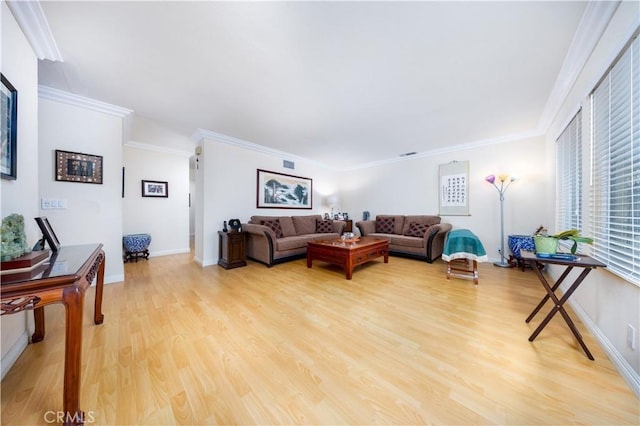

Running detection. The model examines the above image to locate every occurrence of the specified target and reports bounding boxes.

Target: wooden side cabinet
[218,231,247,269]
[344,220,353,233]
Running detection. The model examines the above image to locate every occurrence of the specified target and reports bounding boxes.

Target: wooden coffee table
[306,237,389,279]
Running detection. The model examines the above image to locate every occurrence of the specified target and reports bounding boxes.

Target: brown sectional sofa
[243,214,346,266]
[355,215,451,263]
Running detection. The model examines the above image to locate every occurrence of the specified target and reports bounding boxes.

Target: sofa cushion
[377,215,406,234]
[261,219,284,239]
[251,215,296,237]
[276,235,311,251]
[405,222,430,238]
[316,219,333,233]
[292,215,323,235]
[401,215,441,236]
[375,217,396,234]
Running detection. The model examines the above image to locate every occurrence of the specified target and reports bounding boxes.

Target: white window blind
[590,32,640,285]
[556,111,582,234]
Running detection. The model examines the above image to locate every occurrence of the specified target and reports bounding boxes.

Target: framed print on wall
[1,73,17,180]
[55,150,103,184]
[35,217,61,252]
[439,160,470,216]
[141,180,168,198]
[257,169,312,209]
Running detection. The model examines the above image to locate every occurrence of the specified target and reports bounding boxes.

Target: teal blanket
[442,229,488,262]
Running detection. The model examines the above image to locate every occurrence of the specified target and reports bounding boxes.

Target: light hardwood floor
[1,253,638,425]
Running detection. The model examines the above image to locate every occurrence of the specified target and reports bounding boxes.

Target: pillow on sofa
[375,217,395,234]
[261,219,284,238]
[405,222,430,238]
[316,219,333,233]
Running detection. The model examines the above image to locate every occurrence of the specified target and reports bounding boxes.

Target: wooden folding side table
[521,251,606,360]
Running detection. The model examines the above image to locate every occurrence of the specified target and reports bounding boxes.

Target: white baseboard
[105,274,124,284]
[1,331,28,380]
[562,286,640,398]
[149,248,190,258]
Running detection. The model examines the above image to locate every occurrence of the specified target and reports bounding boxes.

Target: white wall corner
[191,128,326,168]
[537,0,620,134]
[6,0,63,61]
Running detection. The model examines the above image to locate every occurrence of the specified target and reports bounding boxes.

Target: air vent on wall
[283,160,295,169]
[399,152,417,157]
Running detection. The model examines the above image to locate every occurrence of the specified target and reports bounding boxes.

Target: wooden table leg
[32,306,45,343]
[526,264,573,323]
[62,285,85,426]
[93,255,105,324]
[473,260,478,285]
[528,267,595,360]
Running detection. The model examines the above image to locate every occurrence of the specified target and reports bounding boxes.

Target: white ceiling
[36,1,590,169]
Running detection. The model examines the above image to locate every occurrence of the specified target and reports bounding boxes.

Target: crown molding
[192,128,325,167]
[125,141,193,158]
[39,85,133,118]
[343,129,544,171]
[537,0,620,134]
[6,0,63,61]
[193,127,544,172]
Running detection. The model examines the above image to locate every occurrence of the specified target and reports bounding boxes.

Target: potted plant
[534,229,593,254]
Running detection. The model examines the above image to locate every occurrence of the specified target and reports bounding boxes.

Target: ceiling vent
[399,152,417,157]
[283,160,295,169]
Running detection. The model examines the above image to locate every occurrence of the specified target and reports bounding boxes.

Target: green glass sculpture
[1,214,31,261]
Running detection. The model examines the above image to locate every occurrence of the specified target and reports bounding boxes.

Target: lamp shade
[485,175,495,184]
[326,194,340,207]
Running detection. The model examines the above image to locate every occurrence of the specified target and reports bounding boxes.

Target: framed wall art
[141,180,168,198]
[55,150,103,184]
[35,216,61,252]
[257,169,312,209]
[1,73,17,180]
[439,160,470,216]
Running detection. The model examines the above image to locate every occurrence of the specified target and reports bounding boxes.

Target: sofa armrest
[243,223,277,240]
[425,223,452,263]
[332,220,347,234]
[355,220,376,236]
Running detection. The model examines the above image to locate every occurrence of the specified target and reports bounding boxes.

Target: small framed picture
[35,217,61,252]
[141,180,168,198]
[1,73,18,180]
[55,150,103,184]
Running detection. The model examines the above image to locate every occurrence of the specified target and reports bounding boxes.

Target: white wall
[544,1,639,394]
[340,135,550,262]
[194,135,338,266]
[123,144,190,256]
[38,96,126,284]
[0,1,40,379]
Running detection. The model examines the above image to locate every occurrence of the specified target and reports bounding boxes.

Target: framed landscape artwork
[142,180,168,198]
[55,150,103,184]
[1,73,17,180]
[257,169,312,209]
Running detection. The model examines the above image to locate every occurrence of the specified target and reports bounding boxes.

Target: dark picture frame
[55,150,103,184]
[142,180,168,198]
[257,169,312,209]
[35,217,61,252]
[1,73,17,180]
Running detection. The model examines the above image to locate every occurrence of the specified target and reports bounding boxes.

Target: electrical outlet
[627,324,636,350]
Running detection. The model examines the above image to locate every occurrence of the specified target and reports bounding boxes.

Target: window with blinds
[590,32,639,285]
[556,111,582,234]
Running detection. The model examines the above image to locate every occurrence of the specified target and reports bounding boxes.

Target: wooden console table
[1,244,105,425]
